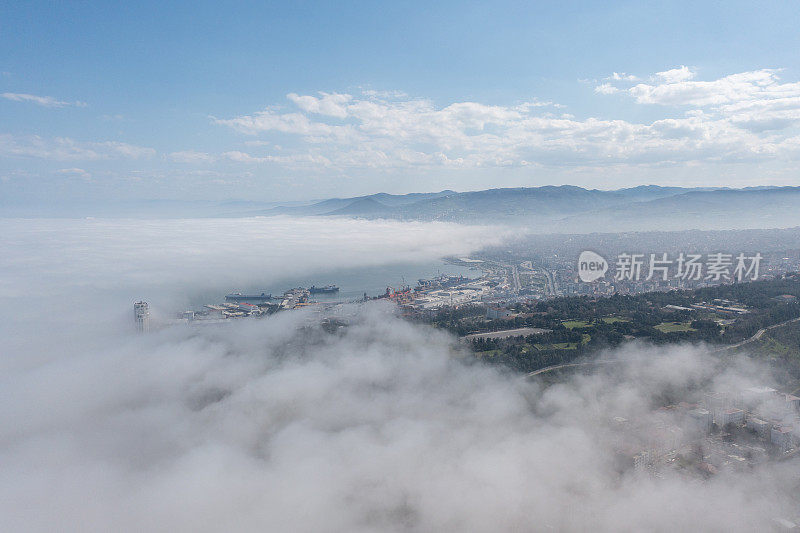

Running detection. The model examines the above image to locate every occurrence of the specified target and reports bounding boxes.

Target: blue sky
[2,0,800,204]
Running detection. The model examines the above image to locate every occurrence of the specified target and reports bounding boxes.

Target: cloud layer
[210,67,800,172]
[0,216,505,367]
[0,216,798,531]
[0,216,504,299]
[2,307,798,531]
[4,66,800,198]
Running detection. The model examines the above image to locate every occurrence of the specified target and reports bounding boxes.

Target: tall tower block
[134,301,150,332]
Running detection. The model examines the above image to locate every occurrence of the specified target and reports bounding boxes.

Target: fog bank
[1,217,798,532]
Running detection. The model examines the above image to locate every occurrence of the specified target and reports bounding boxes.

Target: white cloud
[5,69,800,191]
[610,72,639,81]
[359,88,409,99]
[223,150,267,163]
[212,78,800,173]
[591,67,800,157]
[56,168,91,179]
[169,150,216,163]
[14,68,786,180]
[103,141,156,159]
[0,135,156,161]
[653,65,695,83]
[222,150,332,166]
[612,68,800,110]
[1,92,87,108]
[287,92,352,118]
[513,99,563,111]
[594,83,619,95]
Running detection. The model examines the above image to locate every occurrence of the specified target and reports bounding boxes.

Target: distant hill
[259,190,456,217]
[326,197,395,217]
[255,184,799,232]
[557,187,800,232]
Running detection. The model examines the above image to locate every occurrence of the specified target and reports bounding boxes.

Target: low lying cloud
[1,306,798,531]
[0,216,504,300]
[0,215,505,370]
[0,217,798,531]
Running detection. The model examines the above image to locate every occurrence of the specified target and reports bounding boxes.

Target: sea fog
[1,216,799,532]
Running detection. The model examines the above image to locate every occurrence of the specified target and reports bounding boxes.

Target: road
[511,265,521,293]
[542,268,555,297]
[527,359,620,378]
[715,316,800,352]
[464,327,551,340]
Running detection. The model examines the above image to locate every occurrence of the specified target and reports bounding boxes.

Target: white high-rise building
[134,301,150,332]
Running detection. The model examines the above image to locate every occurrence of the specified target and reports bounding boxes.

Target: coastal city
[128,229,800,484]
[132,231,800,328]
[132,267,800,480]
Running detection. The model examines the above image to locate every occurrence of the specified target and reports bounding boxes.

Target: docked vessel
[225,292,272,303]
[309,285,339,294]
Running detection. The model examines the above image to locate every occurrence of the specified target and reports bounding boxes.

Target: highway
[511,265,521,293]
[542,268,555,297]
[465,327,551,340]
[715,316,800,352]
[527,359,620,378]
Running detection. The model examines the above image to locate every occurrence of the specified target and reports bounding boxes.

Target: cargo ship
[309,285,339,294]
[225,292,272,303]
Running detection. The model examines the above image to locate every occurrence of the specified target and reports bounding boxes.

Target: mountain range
[254,185,800,232]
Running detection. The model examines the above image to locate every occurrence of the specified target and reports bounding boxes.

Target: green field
[655,321,695,333]
[563,317,627,329]
[562,320,591,329]
[535,342,579,350]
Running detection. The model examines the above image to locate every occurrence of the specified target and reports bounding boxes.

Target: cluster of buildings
[129,245,795,332]
[350,273,497,315]
[133,285,338,331]
[396,267,539,315]
[687,299,750,315]
[407,281,490,310]
[197,287,322,319]
[201,301,269,319]
[132,247,797,332]
[400,254,794,325]
[467,246,800,303]
[614,416,685,476]
[616,386,800,477]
